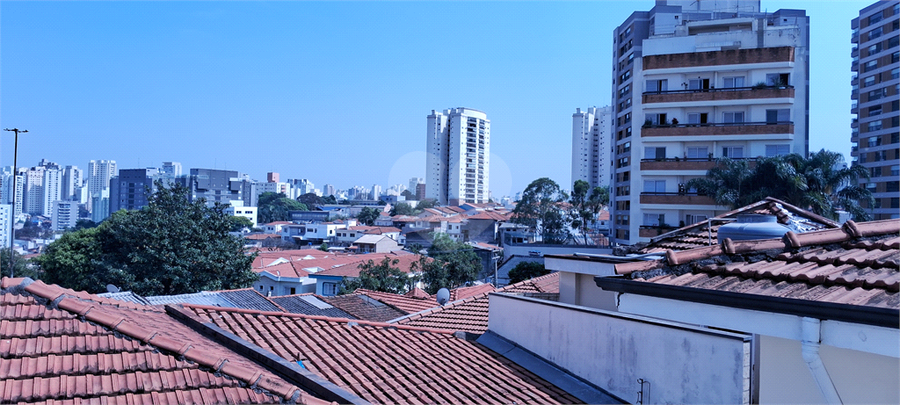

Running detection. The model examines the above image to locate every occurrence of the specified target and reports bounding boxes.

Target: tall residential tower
[426,107,491,206]
[572,106,613,189]
[851,1,899,219]
[610,0,809,245]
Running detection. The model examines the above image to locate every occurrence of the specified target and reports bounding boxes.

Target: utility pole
[3,128,27,277]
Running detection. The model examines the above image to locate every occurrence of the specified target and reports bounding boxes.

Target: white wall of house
[488,294,751,404]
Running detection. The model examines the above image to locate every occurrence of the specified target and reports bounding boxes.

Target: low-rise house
[351,234,401,253]
[260,220,293,234]
[280,221,347,244]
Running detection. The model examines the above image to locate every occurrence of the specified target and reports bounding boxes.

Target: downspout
[800,317,842,404]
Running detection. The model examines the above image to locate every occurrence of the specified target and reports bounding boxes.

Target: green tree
[73,219,98,231]
[227,216,254,232]
[318,242,329,252]
[401,190,415,200]
[421,233,480,294]
[357,207,380,225]
[340,257,408,294]
[417,199,438,210]
[297,192,324,208]
[507,261,549,284]
[257,192,307,224]
[511,178,569,243]
[322,195,338,204]
[37,181,258,295]
[688,150,873,221]
[1,248,39,279]
[390,202,416,216]
[569,181,609,245]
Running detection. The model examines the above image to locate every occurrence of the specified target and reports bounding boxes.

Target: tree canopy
[37,181,258,295]
[687,150,873,221]
[420,233,481,294]
[258,192,307,224]
[507,261,549,284]
[569,181,609,245]
[340,257,408,294]
[511,178,570,243]
[357,207,380,225]
[297,192,324,208]
[389,202,416,216]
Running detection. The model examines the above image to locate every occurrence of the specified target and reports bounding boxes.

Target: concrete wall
[558,272,617,311]
[503,244,612,258]
[489,294,751,404]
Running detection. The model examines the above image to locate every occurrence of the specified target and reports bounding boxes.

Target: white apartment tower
[87,160,117,212]
[23,167,45,215]
[610,0,809,245]
[572,106,613,189]
[162,161,182,178]
[41,168,62,217]
[61,165,82,201]
[51,201,79,231]
[851,1,899,220]
[426,107,491,206]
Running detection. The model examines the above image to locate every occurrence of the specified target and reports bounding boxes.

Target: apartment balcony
[641,122,794,137]
[642,46,794,70]
[642,86,793,104]
[640,158,718,171]
[639,225,678,238]
[640,192,717,206]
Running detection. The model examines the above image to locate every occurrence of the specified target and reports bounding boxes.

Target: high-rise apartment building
[51,201,79,231]
[408,178,424,193]
[0,205,11,249]
[426,107,490,206]
[162,162,182,178]
[182,168,243,206]
[110,168,163,213]
[87,160,117,212]
[851,1,899,220]
[23,167,45,216]
[61,165,82,201]
[41,168,62,217]
[610,0,809,245]
[572,106,613,189]
[324,184,335,197]
[371,184,382,201]
[1,167,24,218]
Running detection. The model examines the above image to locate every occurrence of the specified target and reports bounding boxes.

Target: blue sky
[0,1,868,199]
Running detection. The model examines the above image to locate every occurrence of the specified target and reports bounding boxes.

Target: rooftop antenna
[436,288,450,306]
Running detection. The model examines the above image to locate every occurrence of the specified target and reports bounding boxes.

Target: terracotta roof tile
[185,306,583,405]
[0,278,327,405]
[628,219,900,310]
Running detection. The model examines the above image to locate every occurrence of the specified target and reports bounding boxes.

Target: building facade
[426,107,491,206]
[610,0,809,245]
[161,161,182,178]
[61,165,82,201]
[851,1,899,220]
[183,168,243,206]
[572,106,613,189]
[87,160,117,213]
[51,200,79,231]
[109,168,163,213]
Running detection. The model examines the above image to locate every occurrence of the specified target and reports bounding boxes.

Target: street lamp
[3,128,27,277]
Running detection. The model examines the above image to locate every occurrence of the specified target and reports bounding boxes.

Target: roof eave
[594,276,899,329]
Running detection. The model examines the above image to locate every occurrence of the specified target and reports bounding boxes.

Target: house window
[688,78,710,90]
[869,13,882,25]
[643,213,665,227]
[868,43,882,55]
[723,112,744,124]
[868,121,883,132]
[648,113,668,125]
[687,113,709,124]
[868,26,883,40]
[645,147,666,160]
[643,180,666,194]
[687,146,709,159]
[766,109,790,123]
[869,106,883,116]
[646,79,668,93]
[722,146,744,158]
[892,165,900,176]
[685,214,708,225]
[864,76,876,87]
[765,144,790,156]
[322,282,339,296]
[865,60,878,72]
[723,76,745,88]
[765,73,789,86]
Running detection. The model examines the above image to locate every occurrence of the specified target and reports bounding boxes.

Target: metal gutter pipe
[801,317,843,404]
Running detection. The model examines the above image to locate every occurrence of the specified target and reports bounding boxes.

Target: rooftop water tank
[717,214,790,244]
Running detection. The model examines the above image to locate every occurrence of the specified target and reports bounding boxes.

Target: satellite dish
[106,284,120,293]
[436,288,450,306]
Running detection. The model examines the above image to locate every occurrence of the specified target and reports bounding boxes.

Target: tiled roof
[319,293,408,322]
[269,294,356,319]
[0,278,329,405]
[613,219,900,312]
[394,273,561,334]
[243,233,280,240]
[448,283,496,301]
[257,261,311,279]
[639,198,839,254]
[96,290,152,305]
[352,289,439,314]
[313,251,420,278]
[216,288,285,312]
[145,291,233,307]
[186,306,584,405]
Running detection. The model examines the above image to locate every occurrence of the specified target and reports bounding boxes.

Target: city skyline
[0,1,869,197]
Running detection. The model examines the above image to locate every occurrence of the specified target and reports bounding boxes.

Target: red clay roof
[618,219,900,310]
[318,293,408,322]
[313,251,420,278]
[352,289,440,314]
[185,305,583,405]
[0,278,328,405]
[394,273,561,334]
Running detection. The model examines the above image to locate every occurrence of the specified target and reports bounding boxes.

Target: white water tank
[717,214,790,243]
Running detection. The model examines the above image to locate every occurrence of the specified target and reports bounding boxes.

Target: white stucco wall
[489,294,751,404]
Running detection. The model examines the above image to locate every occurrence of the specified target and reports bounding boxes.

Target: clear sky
[0,0,870,199]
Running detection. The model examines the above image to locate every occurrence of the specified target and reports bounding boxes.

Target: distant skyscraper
[267,172,280,183]
[110,168,162,212]
[851,1,899,220]
[426,107,491,205]
[324,184,335,197]
[51,201,79,231]
[572,106,613,189]
[183,168,242,206]
[23,167,45,215]
[371,184,382,201]
[409,177,424,193]
[0,205,10,249]
[87,160,117,212]
[162,162,182,178]
[91,189,110,223]
[61,165,82,201]
[41,168,63,217]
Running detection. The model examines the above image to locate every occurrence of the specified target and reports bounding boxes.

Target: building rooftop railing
[642,85,793,96]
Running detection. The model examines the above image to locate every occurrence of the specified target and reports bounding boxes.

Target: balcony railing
[640,157,757,171]
[641,122,794,137]
[642,86,794,104]
[639,192,717,205]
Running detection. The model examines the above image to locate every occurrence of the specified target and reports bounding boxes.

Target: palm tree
[687,150,872,221]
